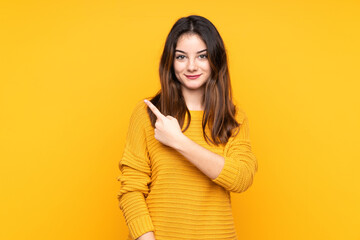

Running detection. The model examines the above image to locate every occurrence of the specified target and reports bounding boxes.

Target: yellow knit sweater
[117,99,258,240]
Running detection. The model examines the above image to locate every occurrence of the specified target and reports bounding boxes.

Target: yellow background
[1,0,359,239]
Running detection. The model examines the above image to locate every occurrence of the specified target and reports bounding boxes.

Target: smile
[185,74,202,79]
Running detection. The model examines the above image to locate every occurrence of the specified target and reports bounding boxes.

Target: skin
[136,231,155,240]
[173,33,211,110]
[138,33,226,240]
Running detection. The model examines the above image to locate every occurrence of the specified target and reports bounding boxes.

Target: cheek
[200,62,211,73]
[173,62,185,73]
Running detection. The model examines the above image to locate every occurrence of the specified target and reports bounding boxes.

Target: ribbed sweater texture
[117,100,258,240]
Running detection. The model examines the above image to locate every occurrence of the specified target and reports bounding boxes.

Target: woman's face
[173,33,211,94]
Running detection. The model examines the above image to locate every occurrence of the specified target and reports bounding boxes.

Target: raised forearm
[143,99,225,180]
[173,134,225,180]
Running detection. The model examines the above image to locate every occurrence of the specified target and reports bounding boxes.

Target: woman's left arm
[175,115,258,193]
[144,99,258,193]
[173,134,225,180]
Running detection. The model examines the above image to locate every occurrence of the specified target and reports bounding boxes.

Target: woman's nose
[187,58,197,71]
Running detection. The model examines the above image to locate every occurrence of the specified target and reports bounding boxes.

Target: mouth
[185,74,202,79]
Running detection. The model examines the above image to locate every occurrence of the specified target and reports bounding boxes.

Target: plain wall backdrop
[1,0,359,239]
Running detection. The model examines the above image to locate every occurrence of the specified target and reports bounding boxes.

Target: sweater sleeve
[211,111,258,193]
[117,101,155,239]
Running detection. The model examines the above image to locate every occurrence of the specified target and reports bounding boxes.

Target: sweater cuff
[212,156,238,189]
[128,214,155,240]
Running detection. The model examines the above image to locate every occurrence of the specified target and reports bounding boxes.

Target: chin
[186,84,206,90]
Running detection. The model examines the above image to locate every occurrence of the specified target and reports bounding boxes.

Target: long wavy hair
[146,15,240,146]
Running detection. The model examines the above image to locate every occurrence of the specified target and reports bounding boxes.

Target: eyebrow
[175,49,207,54]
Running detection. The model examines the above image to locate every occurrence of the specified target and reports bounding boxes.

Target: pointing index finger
[144,99,165,119]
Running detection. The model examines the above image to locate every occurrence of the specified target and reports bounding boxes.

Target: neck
[181,86,205,111]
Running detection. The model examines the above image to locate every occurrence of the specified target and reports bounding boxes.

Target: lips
[185,74,202,79]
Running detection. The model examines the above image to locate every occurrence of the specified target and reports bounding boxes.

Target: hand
[136,231,156,240]
[144,99,184,149]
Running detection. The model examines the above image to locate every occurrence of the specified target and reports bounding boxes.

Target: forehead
[175,33,207,52]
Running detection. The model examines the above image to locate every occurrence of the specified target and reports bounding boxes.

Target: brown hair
[146,15,240,146]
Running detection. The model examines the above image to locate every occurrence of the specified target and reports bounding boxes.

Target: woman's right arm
[136,231,156,240]
[117,100,155,240]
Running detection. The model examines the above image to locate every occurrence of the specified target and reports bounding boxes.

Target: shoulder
[132,98,149,115]
[234,105,247,125]
[128,98,151,126]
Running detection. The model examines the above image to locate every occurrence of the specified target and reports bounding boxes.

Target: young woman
[117,15,258,240]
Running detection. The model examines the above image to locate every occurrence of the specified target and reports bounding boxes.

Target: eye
[175,55,186,60]
[199,54,208,59]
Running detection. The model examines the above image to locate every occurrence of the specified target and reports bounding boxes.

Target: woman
[117,15,258,240]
